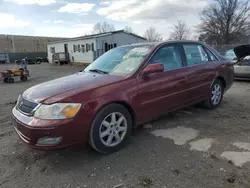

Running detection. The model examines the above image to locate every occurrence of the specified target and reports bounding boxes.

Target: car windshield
[84,45,153,76]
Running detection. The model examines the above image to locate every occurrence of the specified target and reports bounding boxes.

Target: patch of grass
[227,175,236,183]
[139,177,153,187]
[210,152,218,159]
[228,160,234,165]
[172,169,180,175]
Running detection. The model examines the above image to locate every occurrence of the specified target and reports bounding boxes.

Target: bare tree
[199,0,250,44]
[144,27,163,42]
[124,26,133,33]
[169,20,190,40]
[92,21,115,34]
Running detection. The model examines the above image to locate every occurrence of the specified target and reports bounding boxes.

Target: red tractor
[1,67,28,83]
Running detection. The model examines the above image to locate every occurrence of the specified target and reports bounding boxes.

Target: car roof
[118,40,225,60]
[120,40,205,47]
[118,40,209,50]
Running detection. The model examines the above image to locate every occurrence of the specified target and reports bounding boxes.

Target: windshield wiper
[88,69,109,74]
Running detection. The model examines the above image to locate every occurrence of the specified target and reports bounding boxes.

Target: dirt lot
[0,64,250,188]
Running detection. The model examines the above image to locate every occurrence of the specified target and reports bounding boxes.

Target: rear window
[183,44,209,65]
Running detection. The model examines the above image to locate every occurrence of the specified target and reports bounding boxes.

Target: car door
[135,43,190,123]
[182,43,217,103]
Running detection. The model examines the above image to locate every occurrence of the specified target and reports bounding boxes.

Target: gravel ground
[0,64,250,188]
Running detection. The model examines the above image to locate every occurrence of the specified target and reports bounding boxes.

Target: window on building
[110,44,113,49]
[81,45,85,53]
[108,44,111,50]
[114,43,117,48]
[73,45,77,53]
[78,44,80,52]
[105,43,108,52]
[91,43,94,51]
[86,44,89,52]
[50,47,55,53]
[183,44,209,66]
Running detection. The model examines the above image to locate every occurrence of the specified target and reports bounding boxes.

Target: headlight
[34,103,82,120]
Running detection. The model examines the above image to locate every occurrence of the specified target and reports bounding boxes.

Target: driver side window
[150,44,183,71]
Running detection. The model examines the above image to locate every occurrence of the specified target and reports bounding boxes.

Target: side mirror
[141,63,164,76]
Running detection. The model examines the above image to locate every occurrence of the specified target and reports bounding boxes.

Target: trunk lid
[233,44,250,62]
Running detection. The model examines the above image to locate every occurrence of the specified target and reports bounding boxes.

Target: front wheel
[89,104,132,154]
[3,77,8,83]
[20,76,27,82]
[203,79,224,109]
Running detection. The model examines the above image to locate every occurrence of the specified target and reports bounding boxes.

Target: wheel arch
[96,100,137,127]
[216,76,226,89]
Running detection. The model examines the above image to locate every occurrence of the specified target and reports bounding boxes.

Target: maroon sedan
[12,41,234,153]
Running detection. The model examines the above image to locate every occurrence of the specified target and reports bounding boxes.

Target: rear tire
[89,104,132,154]
[20,76,27,82]
[203,79,224,109]
[8,77,14,83]
[3,77,8,83]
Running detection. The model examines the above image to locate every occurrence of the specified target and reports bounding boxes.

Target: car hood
[234,44,250,60]
[23,72,124,103]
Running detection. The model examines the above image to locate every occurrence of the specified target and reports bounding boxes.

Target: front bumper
[12,107,89,150]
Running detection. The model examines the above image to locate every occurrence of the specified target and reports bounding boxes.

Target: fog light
[36,137,62,146]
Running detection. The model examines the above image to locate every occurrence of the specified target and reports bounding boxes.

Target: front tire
[3,77,8,83]
[20,76,27,82]
[203,79,224,109]
[89,104,132,154]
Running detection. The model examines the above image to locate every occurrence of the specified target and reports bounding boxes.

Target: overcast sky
[0,0,209,39]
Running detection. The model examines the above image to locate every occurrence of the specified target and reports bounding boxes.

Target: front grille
[16,95,38,115]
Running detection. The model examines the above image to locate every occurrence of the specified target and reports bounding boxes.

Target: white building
[46,30,147,64]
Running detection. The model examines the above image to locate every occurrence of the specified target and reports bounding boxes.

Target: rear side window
[183,44,209,66]
[150,44,183,71]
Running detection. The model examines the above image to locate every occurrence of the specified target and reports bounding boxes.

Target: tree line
[91,0,249,45]
[91,21,187,42]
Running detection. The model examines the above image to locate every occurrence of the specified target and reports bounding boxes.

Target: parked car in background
[12,41,234,154]
[52,52,70,65]
[36,57,49,64]
[14,60,22,65]
[233,45,250,80]
[225,49,237,61]
[225,46,250,80]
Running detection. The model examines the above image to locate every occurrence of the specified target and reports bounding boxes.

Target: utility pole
[6,35,10,52]
[11,35,15,53]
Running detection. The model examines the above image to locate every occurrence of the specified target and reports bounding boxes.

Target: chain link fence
[211,44,248,55]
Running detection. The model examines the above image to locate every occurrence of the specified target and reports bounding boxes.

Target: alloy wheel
[211,84,222,105]
[99,112,128,147]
